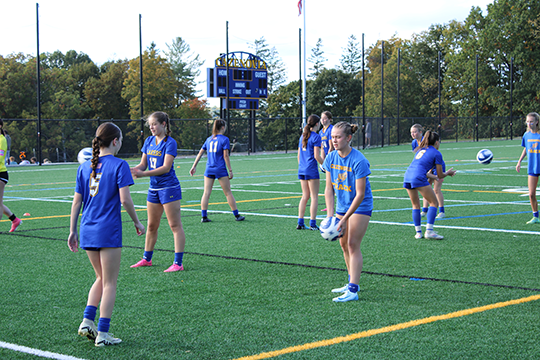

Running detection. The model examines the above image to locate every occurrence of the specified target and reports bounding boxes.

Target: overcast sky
[1,0,494,104]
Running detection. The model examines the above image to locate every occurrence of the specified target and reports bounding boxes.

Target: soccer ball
[77,147,93,164]
[320,217,341,241]
[476,149,493,164]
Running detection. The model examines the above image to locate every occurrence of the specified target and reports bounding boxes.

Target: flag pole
[302,0,307,128]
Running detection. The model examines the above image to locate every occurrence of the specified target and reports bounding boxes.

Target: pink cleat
[9,218,22,232]
[130,259,152,268]
[164,264,184,272]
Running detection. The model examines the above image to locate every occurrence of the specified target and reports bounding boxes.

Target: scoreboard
[207,52,268,109]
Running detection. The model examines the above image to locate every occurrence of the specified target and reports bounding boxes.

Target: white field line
[0,341,86,360]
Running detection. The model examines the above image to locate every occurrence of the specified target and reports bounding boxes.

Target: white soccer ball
[476,149,493,164]
[320,217,341,241]
[77,147,93,164]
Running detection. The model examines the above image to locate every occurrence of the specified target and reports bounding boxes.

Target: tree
[173,98,211,151]
[308,38,326,79]
[165,37,204,102]
[0,53,36,118]
[307,68,362,116]
[339,35,362,75]
[248,37,287,94]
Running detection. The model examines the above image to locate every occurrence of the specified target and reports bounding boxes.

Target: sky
[1,0,494,106]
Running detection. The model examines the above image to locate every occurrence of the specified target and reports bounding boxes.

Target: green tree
[248,37,287,94]
[0,53,36,118]
[307,68,361,116]
[173,98,211,151]
[85,60,130,119]
[165,37,204,102]
[339,35,362,75]
[308,38,326,79]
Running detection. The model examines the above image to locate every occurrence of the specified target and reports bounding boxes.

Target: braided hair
[91,122,121,179]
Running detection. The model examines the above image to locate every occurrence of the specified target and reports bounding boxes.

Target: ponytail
[90,122,122,179]
[418,130,439,149]
[302,114,320,149]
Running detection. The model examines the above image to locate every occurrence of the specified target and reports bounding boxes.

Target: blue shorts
[205,171,229,179]
[298,174,320,180]
[147,186,182,204]
[403,181,429,189]
[337,210,372,217]
[528,173,539,177]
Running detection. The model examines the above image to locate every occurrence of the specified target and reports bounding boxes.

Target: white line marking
[0,341,86,360]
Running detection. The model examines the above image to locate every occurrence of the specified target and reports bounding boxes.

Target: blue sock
[422,207,428,213]
[439,206,445,213]
[298,218,305,226]
[143,251,153,261]
[310,219,317,227]
[412,209,421,227]
[174,252,184,266]
[233,209,239,217]
[202,210,208,218]
[534,211,539,218]
[348,283,359,293]
[83,305,97,322]
[97,318,111,333]
[427,206,437,226]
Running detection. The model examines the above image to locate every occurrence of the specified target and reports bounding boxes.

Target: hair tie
[96,136,102,141]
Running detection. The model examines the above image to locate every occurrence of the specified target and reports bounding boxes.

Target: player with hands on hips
[323,122,373,303]
[68,122,145,347]
[130,111,187,272]
[189,119,245,222]
[516,112,540,224]
[403,130,456,240]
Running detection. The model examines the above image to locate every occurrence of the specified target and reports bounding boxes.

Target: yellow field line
[232,294,540,360]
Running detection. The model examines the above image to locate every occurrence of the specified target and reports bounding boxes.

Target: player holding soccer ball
[130,112,187,272]
[322,122,373,302]
[68,123,145,346]
[404,130,456,240]
[516,112,540,224]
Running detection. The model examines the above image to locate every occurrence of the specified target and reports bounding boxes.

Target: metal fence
[2,115,525,164]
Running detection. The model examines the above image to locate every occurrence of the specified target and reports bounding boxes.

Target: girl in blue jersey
[404,130,456,240]
[410,123,423,152]
[516,112,540,224]
[319,111,334,160]
[323,122,373,303]
[68,122,145,347]
[130,111,187,272]
[189,119,245,222]
[0,119,21,232]
[297,114,323,230]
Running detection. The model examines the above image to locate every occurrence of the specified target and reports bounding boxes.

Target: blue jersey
[320,124,333,156]
[75,155,133,248]
[522,131,540,175]
[323,148,373,214]
[141,136,180,190]
[411,139,419,151]
[202,134,229,177]
[404,146,444,188]
[298,132,322,177]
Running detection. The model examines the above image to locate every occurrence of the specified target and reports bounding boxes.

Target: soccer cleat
[78,319,97,341]
[130,259,152,268]
[420,212,427,217]
[310,224,320,231]
[164,264,184,272]
[235,215,245,221]
[331,284,349,293]
[436,212,446,219]
[9,218,22,232]
[296,224,307,230]
[425,230,444,240]
[95,332,122,347]
[526,217,539,224]
[201,217,212,223]
[415,232,423,239]
[333,290,359,302]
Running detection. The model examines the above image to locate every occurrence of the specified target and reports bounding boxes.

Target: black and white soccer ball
[77,147,93,164]
[476,149,493,164]
[320,217,341,241]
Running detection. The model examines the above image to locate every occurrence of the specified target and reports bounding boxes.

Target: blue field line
[402,211,531,224]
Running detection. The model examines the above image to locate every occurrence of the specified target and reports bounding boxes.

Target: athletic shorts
[205,171,229,179]
[298,174,320,180]
[337,210,372,217]
[528,173,539,177]
[147,186,182,204]
[403,180,429,189]
[0,171,8,184]
[81,247,101,251]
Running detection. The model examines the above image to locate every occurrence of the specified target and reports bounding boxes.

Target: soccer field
[1,139,539,360]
